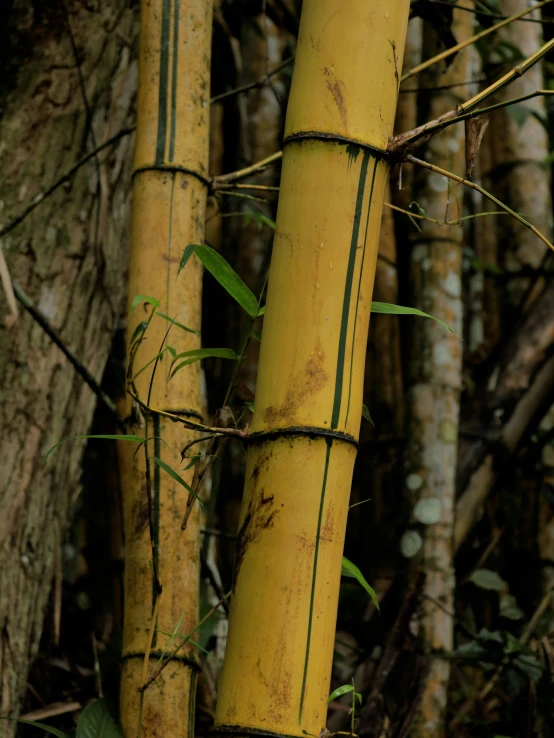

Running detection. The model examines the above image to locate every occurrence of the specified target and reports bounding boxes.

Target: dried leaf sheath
[118,1,212,736]
[214,3,410,737]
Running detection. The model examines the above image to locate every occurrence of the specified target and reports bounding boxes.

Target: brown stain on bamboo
[262,341,328,425]
[323,67,347,128]
[233,455,279,587]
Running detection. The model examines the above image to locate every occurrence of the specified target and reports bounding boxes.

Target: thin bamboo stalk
[119,1,212,736]
[214,4,410,738]
[401,0,554,82]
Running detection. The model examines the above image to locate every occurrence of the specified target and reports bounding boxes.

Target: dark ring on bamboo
[132,165,211,187]
[121,651,201,670]
[212,725,305,738]
[283,131,389,160]
[246,425,358,448]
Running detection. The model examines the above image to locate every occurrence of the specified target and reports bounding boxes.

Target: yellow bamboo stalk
[214,4,410,738]
[119,1,212,736]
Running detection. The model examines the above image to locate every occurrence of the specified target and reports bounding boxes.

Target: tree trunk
[403,5,472,736]
[0,1,137,729]
[214,3,410,737]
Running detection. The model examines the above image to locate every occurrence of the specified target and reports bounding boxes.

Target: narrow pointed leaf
[129,320,148,345]
[179,244,259,317]
[156,312,198,335]
[42,435,145,466]
[169,348,237,379]
[371,301,455,335]
[178,243,198,275]
[341,556,379,610]
[362,404,373,425]
[151,457,203,506]
[130,295,160,312]
[327,684,355,703]
[0,718,70,738]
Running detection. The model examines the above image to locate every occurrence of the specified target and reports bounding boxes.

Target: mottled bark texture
[0,1,137,728]
[456,1,554,552]
[403,6,472,736]
[486,0,551,311]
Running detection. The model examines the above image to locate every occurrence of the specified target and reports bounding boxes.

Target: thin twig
[12,282,124,427]
[213,151,282,186]
[140,592,231,692]
[127,390,248,438]
[450,588,554,730]
[391,37,554,156]
[210,56,294,103]
[406,155,554,253]
[0,128,134,241]
[402,0,554,81]
[426,0,554,23]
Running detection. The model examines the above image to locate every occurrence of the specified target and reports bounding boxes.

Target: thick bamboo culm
[119,1,212,736]
[214,4,410,738]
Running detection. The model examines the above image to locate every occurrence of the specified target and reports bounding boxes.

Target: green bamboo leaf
[178,243,198,274]
[156,312,198,335]
[129,320,148,345]
[179,244,259,317]
[362,404,373,425]
[327,684,354,703]
[76,699,123,738]
[469,568,506,591]
[131,295,160,312]
[151,457,203,506]
[170,348,237,379]
[257,306,266,317]
[252,329,263,342]
[42,435,145,467]
[371,301,456,335]
[0,717,70,738]
[341,556,379,610]
[132,347,174,381]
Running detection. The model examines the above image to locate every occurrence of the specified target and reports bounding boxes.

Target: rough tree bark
[0,1,137,728]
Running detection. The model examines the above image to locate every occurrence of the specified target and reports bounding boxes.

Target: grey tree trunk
[0,1,137,727]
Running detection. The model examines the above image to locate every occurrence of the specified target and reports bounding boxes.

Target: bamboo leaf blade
[151,456,203,506]
[341,556,379,610]
[169,348,237,379]
[178,244,259,317]
[156,312,199,335]
[0,718,70,738]
[371,301,456,334]
[130,295,160,312]
[42,435,145,466]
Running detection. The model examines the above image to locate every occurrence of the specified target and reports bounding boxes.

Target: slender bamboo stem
[407,155,554,252]
[391,38,554,154]
[401,0,553,81]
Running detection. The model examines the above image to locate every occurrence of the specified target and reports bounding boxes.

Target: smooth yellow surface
[251,140,389,440]
[215,1,409,736]
[134,0,211,174]
[120,0,212,736]
[285,1,410,150]
[217,438,355,736]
